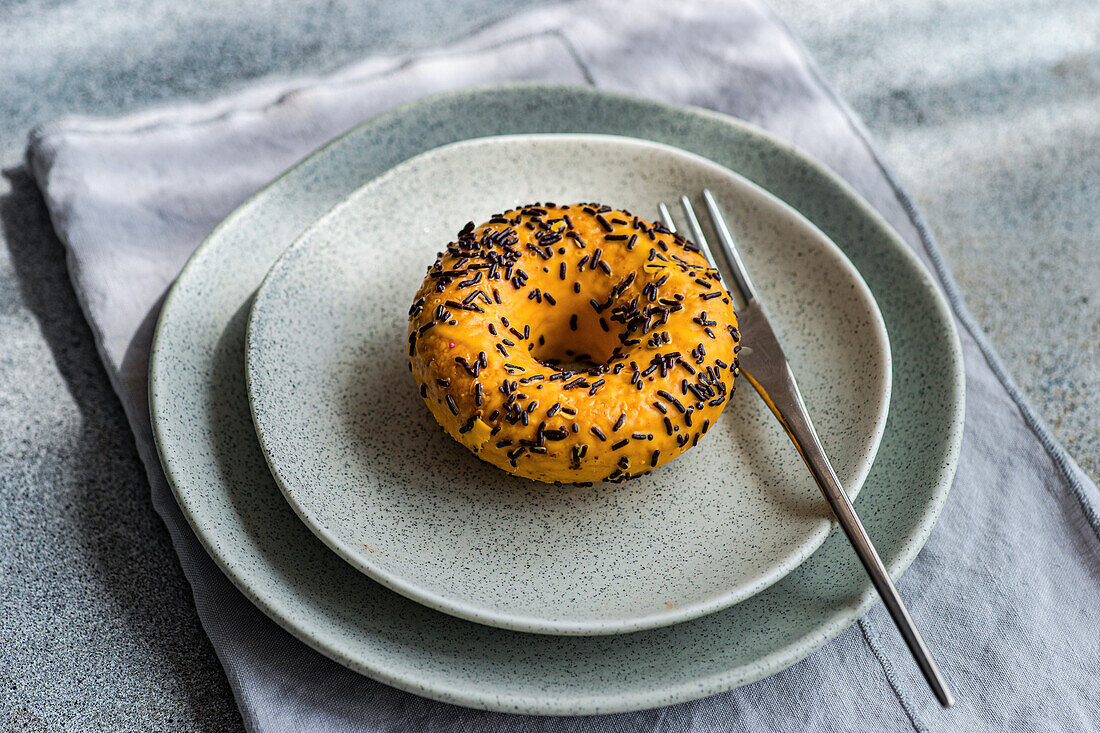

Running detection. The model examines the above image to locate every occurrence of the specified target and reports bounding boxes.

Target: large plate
[150,84,963,714]
[245,133,891,635]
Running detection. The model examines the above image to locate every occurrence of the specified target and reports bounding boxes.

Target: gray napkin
[27,0,1100,730]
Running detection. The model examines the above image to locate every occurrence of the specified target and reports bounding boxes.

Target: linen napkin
[27,0,1100,730]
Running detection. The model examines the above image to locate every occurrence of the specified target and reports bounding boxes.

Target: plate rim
[149,82,964,714]
[243,130,894,636]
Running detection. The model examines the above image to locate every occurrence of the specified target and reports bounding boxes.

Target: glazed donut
[407,203,740,484]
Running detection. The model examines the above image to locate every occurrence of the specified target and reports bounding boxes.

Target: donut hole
[528,309,627,374]
[535,351,603,373]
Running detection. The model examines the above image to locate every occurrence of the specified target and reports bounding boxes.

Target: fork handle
[745,365,955,708]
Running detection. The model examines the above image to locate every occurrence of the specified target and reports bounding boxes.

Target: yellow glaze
[407,203,740,484]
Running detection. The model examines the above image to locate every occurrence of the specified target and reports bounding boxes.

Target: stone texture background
[1,0,1095,729]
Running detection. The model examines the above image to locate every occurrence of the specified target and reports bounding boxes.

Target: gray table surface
[1,1,1096,729]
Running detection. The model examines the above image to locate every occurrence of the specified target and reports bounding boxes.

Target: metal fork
[659,190,954,708]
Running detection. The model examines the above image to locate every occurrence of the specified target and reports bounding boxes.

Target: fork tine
[702,189,758,303]
[678,196,722,272]
[657,202,677,233]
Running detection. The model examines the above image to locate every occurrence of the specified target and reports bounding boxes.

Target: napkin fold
[27,0,1100,730]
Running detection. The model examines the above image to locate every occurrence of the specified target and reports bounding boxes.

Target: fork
[659,190,954,708]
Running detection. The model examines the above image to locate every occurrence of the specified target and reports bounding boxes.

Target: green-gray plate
[150,84,963,714]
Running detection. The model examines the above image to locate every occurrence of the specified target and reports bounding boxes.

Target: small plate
[244,134,891,635]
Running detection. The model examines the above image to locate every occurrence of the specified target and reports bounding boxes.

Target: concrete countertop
[1,0,1095,729]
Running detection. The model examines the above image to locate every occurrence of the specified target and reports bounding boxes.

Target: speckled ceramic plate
[150,84,963,714]
[245,134,891,635]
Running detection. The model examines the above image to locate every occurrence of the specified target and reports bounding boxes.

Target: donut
[406,203,740,484]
